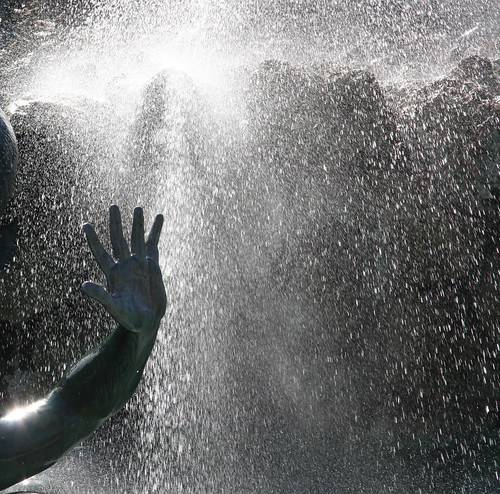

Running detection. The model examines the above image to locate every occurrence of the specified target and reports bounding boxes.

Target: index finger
[83,223,114,278]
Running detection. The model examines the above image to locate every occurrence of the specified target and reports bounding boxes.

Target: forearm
[0,206,165,490]
[55,323,159,424]
[0,323,158,491]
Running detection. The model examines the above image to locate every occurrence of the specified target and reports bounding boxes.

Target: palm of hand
[82,205,166,333]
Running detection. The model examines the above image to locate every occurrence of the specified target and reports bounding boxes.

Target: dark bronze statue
[0,108,18,269]
[0,203,166,490]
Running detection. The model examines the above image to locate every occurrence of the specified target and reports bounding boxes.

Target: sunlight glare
[3,399,46,423]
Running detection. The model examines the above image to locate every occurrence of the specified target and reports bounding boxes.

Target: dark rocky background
[0,1,499,492]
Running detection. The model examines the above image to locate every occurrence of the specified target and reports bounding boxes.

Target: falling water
[1,0,499,492]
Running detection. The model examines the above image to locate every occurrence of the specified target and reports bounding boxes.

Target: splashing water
[1,1,500,493]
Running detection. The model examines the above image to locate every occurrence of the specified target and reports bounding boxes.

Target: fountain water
[0,0,499,492]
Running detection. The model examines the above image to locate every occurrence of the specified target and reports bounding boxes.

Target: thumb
[82,281,113,311]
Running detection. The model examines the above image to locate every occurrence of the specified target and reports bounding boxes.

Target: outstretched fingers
[109,205,131,260]
[131,207,146,258]
[83,223,114,278]
[146,214,164,262]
